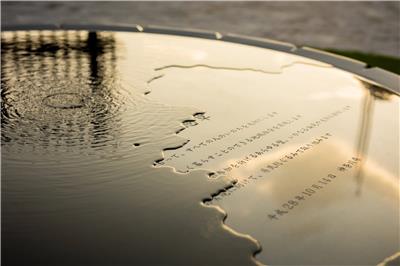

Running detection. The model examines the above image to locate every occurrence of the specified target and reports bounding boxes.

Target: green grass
[323,49,400,75]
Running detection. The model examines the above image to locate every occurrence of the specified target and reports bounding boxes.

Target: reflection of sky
[146,47,399,265]
[219,140,399,265]
[150,63,398,177]
[3,30,398,265]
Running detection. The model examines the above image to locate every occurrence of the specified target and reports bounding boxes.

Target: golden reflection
[3,30,398,265]
[354,82,375,196]
[1,31,119,149]
[217,140,399,265]
[3,30,267,265]
[147,50,399,265]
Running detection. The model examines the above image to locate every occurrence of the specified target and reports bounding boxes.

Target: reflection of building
[1,31,118,149]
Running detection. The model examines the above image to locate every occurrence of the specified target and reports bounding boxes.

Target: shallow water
[1,31,260,265]
[2,30,399,266]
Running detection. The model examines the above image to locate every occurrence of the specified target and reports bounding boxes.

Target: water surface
[1,31,261,265]
[2,30,399,266]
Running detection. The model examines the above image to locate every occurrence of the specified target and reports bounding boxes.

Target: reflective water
[2,30,399,266]
[1,31,260,265]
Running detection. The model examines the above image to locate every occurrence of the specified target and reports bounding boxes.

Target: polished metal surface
[2,29,399,265]
[149,62,399,265]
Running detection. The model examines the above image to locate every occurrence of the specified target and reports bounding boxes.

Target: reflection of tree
[354,82,391,196]
[1,31,117,149]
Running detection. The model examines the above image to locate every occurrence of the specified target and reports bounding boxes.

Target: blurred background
[2,1,399,73]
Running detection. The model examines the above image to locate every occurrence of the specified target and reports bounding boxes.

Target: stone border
[2,23,399,95]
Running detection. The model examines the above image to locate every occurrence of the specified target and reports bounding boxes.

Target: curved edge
[2,23,399,96]
[145,109,264,264]
[292,47,400,94]
[201,179,264,266]
[377,251,400,266]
